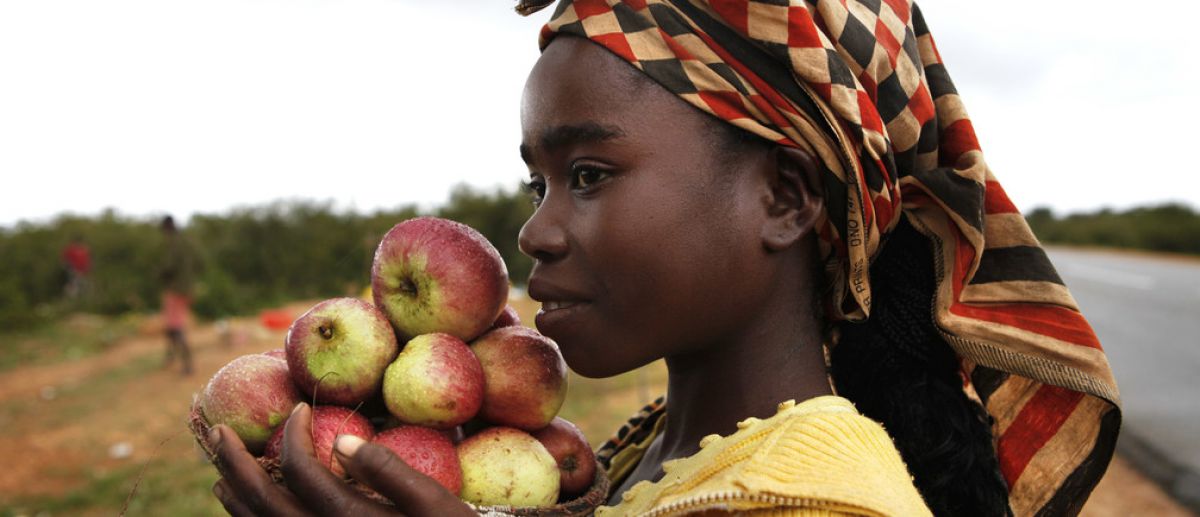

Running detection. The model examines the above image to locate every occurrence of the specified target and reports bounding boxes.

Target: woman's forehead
[521,37,703,146]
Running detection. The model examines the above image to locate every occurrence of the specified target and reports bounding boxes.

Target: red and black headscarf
[519,0,1121,514]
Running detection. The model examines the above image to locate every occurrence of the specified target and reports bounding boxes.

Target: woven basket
[189,397,610,516]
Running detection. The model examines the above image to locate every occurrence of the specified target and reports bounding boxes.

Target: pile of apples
[197,217,596,508]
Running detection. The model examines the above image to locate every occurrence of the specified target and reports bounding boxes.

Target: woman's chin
[560,343,656,379]
[560,346,620,379]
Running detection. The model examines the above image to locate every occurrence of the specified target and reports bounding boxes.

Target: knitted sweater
[597,396,931,516]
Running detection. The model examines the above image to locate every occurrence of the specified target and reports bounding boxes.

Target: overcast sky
[2,0,1196,227]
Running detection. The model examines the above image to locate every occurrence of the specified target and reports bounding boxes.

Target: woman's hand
[210,403,476,517]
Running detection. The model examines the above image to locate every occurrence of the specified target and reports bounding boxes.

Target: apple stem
[399,277,418,297]
[318,325,334,340]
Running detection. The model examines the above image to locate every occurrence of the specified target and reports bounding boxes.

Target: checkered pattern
[526,0,1120,514]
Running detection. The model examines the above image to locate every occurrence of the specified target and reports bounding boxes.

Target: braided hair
[831,218,1012,516]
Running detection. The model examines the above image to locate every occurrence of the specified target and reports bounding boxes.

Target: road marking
[1057,263,1156,291]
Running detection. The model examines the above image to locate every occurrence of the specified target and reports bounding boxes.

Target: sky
[2,0,1197,227]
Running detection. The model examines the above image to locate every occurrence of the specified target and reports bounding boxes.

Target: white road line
[1057,263,1156,291]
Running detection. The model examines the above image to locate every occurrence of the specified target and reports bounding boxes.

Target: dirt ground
[0,300,1192,516]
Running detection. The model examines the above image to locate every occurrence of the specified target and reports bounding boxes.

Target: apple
[371,217,509,342]
[373,426,462,495]
[262,348,286,360]
[263,405,374,478]
[457,427,559,507]
[532,417,596,497]
[471,326,567,431]
[263,421,284,460]
[382,333,484,429]
[200,354,301,454]
[285,298,399,407]
[489,305,521,330]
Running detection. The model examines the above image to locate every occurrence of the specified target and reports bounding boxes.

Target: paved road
[1045,248,1200,505]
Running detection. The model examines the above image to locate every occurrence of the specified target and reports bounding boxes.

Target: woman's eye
[522,179,546,205]
[571,165,609,190]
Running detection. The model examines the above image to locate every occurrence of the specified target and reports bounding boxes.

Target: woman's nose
[518,200,569,263]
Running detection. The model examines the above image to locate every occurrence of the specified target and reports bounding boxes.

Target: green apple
[382,333,484,429]
[285,297,399,406]
[457,426,559,507]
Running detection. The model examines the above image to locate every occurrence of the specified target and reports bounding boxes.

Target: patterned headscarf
[519,0,1121,514]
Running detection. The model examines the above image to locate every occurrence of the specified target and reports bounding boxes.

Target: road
[1045,247,1200,507]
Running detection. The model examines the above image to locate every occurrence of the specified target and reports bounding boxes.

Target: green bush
[1026,202,1200,255]
[0,183,535,330]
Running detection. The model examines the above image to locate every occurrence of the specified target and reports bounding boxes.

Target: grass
[3,455,223,517]
[0,312,142,373]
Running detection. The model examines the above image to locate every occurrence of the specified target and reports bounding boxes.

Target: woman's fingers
[209,424,311,516]
[333,435,476,516]
[212,479,256,517]
[280,403,394,516]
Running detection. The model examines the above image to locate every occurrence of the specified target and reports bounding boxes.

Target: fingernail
[208,427,221,446]
[212,482,227,499]
[334,434,365,458]
[292,402,306,415]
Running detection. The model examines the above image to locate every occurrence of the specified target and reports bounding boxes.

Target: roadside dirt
[0,303,310,500]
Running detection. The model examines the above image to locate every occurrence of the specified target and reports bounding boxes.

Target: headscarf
[519,0,1121,514]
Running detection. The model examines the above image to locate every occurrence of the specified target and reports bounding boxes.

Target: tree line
[1024,202,1200,255]
[3,192,1196,331]
[0,184,533,329]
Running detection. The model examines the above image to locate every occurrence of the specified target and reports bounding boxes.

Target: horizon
[6,193,1198,232]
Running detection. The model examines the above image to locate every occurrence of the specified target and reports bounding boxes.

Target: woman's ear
[761,146,825,252]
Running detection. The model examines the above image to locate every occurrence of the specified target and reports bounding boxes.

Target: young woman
[209,1,1120,515]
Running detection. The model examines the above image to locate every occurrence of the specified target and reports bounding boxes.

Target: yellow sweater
[597,396,931,516]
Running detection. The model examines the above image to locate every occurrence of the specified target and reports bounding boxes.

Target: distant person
[60,235,91,300]
[159,216,198,375]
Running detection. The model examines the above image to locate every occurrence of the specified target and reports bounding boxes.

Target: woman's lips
[535,300,589,334]
[541,301,580,312]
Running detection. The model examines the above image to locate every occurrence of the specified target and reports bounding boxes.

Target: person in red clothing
[61,235,91,300]
[160,216,198,376]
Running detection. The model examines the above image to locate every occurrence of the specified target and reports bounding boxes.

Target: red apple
[285,298,399,407]
[262,348,286,360]
[263,405,374,478]
[382,333,484,429]
[532,417,596,497]
[457,427,559,507]
[470,326,567,431]
[373,426,462,495]
[489,305,521,330]
[200,355,301,454]
[371,217,509,342]
[263,423,284,460]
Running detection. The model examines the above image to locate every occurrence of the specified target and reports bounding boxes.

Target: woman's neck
[655,289,833,464]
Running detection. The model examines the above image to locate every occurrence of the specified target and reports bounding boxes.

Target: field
[0,297,1191,516]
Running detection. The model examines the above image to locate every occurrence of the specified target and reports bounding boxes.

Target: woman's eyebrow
[519,122,625,164]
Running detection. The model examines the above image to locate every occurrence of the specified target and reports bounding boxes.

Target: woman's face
[519,37,783,378]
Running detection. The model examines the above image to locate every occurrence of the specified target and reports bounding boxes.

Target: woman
[209,1,1120,515]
